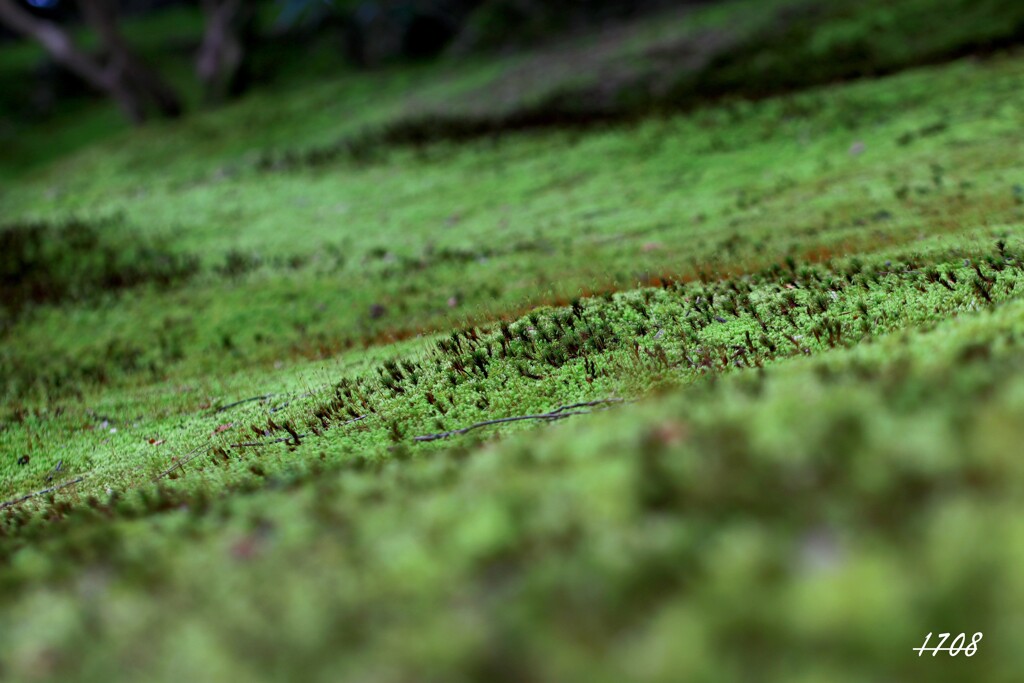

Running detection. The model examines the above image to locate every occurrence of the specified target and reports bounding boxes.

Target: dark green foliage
[0,216,199,319]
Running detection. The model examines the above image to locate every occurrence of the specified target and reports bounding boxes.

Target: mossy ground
[3,1,1024,681]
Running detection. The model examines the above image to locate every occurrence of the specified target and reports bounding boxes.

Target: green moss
[4,1,1024,680]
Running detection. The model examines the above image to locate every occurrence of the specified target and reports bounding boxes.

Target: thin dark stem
[413,399,623,442]
[0,477,86,511]
[214,394,274,413]
[547,399,624,415]
[151,443,211,482]
[231,433,309,448]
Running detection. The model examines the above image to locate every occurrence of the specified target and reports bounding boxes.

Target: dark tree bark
[0,0,181,123]
[196,0,253,105]
[77,0,182,121]
[0,0,113,97]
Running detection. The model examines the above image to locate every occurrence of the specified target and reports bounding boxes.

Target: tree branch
[0,0,113,92]
[197,0,249,104]
[0,0,182,122]
[78,0,182,120]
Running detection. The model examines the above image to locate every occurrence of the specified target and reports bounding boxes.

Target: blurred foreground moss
[3,298,1024,682]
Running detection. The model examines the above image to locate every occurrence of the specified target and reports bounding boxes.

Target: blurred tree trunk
[0,0,181,124]
[0,0,112,93]
[78,0,182,121]
[196,0,253,105]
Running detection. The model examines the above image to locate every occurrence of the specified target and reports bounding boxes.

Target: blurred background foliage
[4,0,1024,176]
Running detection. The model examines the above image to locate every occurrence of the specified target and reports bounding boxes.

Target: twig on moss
[214,394,275,414]
[413,399,623,442]
[0,476,86,511]
[546,399,624,415]
[231,433,309,448]
[152,443,211,482]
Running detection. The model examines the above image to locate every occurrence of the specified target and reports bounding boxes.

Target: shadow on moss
[0,216,200,326]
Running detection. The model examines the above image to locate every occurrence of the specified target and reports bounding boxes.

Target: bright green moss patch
[5,51,1024,403]
[3,224,1021,499]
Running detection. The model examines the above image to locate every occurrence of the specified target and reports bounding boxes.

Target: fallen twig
[214,394,275,414]
[231,433,309,448]
[546,399,624,415]
[0,476,86,511]
[152,443,211,482]
[413,399,623,442]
